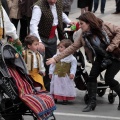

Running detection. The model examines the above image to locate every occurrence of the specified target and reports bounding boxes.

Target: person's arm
[30,5,45,52]
[62,12,75,25]
[46,36,83,65]
[30,5,41,42]
[105,22,120,52]
[2,6,18,40]
[62,12,71,24]
[70,56,77,76]
[54,37,82,62]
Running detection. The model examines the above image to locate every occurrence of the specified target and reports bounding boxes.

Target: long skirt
[50,74,76,101]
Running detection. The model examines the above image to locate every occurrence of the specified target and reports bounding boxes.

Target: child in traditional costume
[49,39,77,104]
[23,35,46,91]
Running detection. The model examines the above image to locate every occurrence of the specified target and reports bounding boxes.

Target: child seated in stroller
[23,35,46,91]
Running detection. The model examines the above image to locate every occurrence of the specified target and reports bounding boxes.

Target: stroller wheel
[48,113,56,120]
[97,88,106,97]
[108,93,115,104]
[84,94,89,104]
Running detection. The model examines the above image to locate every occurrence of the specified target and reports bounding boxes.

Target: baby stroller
[64,25,117,105]
[74,48,117,105]
[0,41,56,120]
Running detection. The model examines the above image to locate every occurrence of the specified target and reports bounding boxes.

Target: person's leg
[81,8,85,14]
[93,0,99,13]
[112,0,120,14]
[116,0,120,12]
[101,0,106,13]
[19,17,28,43]
[88,0,93,11]
[11,19,19,29]
[83,57,103,112]
[63,12,69,29]
[105,59,120,110]
[85,6,88,12]
[0,114,5,120]
[42,36,57,91]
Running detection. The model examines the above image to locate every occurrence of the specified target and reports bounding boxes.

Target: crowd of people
[0,0,120,119]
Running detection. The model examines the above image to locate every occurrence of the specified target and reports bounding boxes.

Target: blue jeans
[93,0,106,12]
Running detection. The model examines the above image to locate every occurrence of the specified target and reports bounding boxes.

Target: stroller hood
[0,42,28,77]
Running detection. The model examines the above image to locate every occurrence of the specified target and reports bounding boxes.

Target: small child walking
[23,35,46,91]
[49,39,77,105]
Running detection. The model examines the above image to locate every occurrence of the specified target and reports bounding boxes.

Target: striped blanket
[8,67,56,120]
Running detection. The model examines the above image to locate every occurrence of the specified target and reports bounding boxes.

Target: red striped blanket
[8,67,56,120]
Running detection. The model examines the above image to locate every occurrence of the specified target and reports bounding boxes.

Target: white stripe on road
[54,112,120,119]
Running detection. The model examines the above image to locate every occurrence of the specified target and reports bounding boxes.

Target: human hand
[49,74,52,79]
[39,71,45,76]
[69,22,76,26]
[69,74,74,79]
[106,46,113,52]
[46,58,56,65]
[112,48,120,58]
[38,42,45,53]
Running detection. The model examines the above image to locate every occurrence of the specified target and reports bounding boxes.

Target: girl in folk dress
[49,39,77,104]
[23,35,46,91]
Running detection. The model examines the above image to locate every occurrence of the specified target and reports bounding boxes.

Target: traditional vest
[54,62,71,77]
[23,49,41,71]
[34,0,63,39]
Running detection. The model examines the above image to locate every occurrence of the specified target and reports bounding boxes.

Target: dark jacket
[19,0,38,18]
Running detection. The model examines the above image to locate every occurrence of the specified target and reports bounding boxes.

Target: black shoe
[93,10,96,13]
[76,17,80,20]
[101,11,104,14]
[112,11,120,14]
[62,100,68,105]
[118,105,120,110]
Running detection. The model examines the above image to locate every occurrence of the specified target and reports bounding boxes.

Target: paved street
[24,0,120,120]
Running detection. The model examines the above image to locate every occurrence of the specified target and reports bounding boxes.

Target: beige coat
[54,22,120,62]
[7,0,21,19]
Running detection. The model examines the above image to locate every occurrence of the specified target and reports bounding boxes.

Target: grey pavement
[70,0,120,26]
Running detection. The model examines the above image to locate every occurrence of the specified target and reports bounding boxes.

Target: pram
[0,41,56,120]
[64,26,117,105]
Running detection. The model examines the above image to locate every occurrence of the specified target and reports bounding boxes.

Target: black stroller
[0,41,56,120]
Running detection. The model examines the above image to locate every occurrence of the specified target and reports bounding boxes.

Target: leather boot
[111,84,120,110]
[0,114,5,120]
[82,82,97,112]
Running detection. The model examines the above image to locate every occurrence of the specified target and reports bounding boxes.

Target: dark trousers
[115,0,120,12]
[93,0,106,12]
[1,0,9,15]
[41,36,57,91]
[11,17,31,43]
[88,0,93,11]
[89,56,120,88]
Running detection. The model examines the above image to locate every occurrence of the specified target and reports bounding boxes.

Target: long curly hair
[79,11,105,40]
